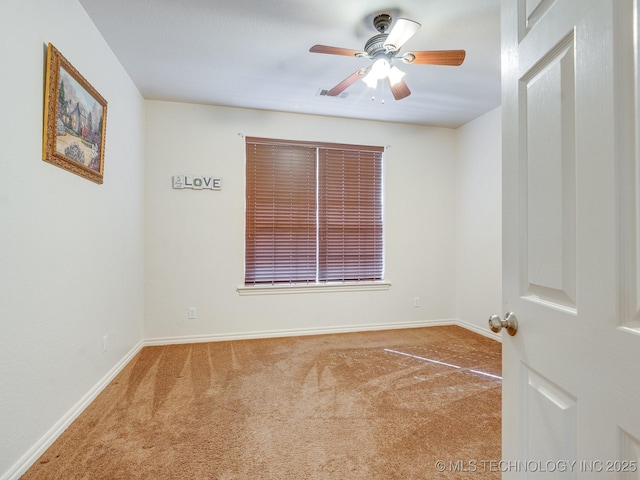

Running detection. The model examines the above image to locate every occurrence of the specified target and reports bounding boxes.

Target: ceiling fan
[310,13,466,100]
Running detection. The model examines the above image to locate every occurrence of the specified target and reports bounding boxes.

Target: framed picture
[43,43,107,184]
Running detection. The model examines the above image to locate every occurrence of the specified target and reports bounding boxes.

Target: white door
[501,0,640,477]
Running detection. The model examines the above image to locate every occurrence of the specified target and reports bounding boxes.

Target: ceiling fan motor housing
[367,14,402,56]
[364,34,390,56]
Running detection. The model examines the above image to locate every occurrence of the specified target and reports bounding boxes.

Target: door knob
[488,312,518,336]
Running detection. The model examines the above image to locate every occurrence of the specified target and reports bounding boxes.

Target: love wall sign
[173,175,221,190]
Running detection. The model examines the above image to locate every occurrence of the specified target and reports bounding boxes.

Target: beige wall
[144,101,459,341]
[455,107,502,334]
[0,0,145,478]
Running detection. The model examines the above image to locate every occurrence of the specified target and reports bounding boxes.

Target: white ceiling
[78,0,501,128]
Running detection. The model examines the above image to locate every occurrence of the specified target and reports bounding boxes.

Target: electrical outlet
[102,335,108,353]
[413,297,420,308]
[188,307,197,319]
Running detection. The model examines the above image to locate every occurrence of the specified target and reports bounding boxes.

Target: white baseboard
[2,341,144,480]
[144,318,500,346]
[453,318,503,342]
[143,319,458,346]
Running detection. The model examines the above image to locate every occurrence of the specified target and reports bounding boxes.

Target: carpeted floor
[23,326,501,479]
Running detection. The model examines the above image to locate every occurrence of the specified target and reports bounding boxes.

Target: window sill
[237,281,392,296]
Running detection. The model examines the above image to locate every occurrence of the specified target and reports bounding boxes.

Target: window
[245,137,384,286]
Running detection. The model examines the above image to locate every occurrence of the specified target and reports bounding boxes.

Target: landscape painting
[43,43,107,184]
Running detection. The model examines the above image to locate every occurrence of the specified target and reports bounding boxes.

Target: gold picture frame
[43,43,107,184]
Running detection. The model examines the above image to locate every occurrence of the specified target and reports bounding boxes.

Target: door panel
[618,0,640,332]
[523,367,577,471]
[502,0,640,477]
[621,433,640,480]
[522,33,576,310]
[525,0,555,32]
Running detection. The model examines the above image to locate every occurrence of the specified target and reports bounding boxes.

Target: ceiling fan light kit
[309,13,466,101]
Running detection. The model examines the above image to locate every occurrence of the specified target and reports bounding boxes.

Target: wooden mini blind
[245,137,383,285]
[317,147,383,282]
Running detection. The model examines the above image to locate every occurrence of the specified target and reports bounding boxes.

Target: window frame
[241,137,388,293]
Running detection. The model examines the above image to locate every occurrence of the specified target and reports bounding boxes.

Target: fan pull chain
[370,80,386,104]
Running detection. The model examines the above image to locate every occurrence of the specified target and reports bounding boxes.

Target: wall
[455,107,502,335]
[0,1,145,478]
[144,101,458,341]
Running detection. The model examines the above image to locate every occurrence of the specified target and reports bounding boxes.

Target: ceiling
[78,0,501,128]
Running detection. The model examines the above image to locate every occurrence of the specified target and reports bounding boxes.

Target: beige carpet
[23,326,501,479]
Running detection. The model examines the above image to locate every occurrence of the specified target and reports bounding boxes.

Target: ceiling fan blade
[327,68,368,96]
[310,45,365,57]
[384,18,421,51]
[403,50,466,66]
[388,77,411,100]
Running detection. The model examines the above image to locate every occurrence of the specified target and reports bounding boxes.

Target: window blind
[318,147,383,282]
[245,137,383,285]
